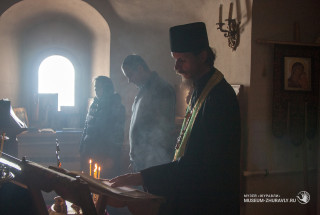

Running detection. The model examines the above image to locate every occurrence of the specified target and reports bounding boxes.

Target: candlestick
[98,166,101,179]
[228,2,233,19]
[219,4,223,23]
[89,159,92,176]
[216,1,240,50]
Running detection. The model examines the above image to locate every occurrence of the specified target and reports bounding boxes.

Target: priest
[110,22,241,215]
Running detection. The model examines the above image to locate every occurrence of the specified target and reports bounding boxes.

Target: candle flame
[94,163,98,179]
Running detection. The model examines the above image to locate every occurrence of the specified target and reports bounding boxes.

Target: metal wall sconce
[216,3,241,51]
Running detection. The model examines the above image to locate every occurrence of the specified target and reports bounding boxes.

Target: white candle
[228,2,233,19]
[219,4,223,23]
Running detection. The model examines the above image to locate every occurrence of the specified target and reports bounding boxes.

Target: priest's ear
[199,47,216,67]
[197,49,208,64]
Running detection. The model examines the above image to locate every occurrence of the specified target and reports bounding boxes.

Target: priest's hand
[109,172,143,187]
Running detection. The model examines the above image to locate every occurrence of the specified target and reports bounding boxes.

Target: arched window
[38,55,75,111]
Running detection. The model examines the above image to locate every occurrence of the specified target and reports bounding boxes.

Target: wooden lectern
[0,152,164,215]
[68,171,165,215]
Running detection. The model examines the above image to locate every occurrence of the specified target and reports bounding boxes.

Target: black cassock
[141,68,241,215]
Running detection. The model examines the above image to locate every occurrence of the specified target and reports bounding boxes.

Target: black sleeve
[141,81,240,196]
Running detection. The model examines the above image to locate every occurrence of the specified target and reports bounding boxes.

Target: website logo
[296,191,310,204]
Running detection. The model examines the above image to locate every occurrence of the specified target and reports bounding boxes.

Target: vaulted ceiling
[107,0,210,26]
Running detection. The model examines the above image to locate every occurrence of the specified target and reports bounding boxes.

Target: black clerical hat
[170,22,209,52]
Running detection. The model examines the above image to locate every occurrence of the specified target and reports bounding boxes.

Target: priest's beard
[181,77,194,89]
[181,77,194,104]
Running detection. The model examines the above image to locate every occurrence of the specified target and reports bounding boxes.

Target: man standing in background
[121,54,176,172]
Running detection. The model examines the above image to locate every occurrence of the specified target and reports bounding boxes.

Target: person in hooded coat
[80,76,125,178]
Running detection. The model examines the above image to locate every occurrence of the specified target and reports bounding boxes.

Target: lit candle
[219,4,223,23]
[228,2,233,20]
[89,159,92,176]
[94,163,98,179]
[98,166,101,179]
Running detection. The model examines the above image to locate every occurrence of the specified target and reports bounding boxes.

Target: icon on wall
[284,57,311,91]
